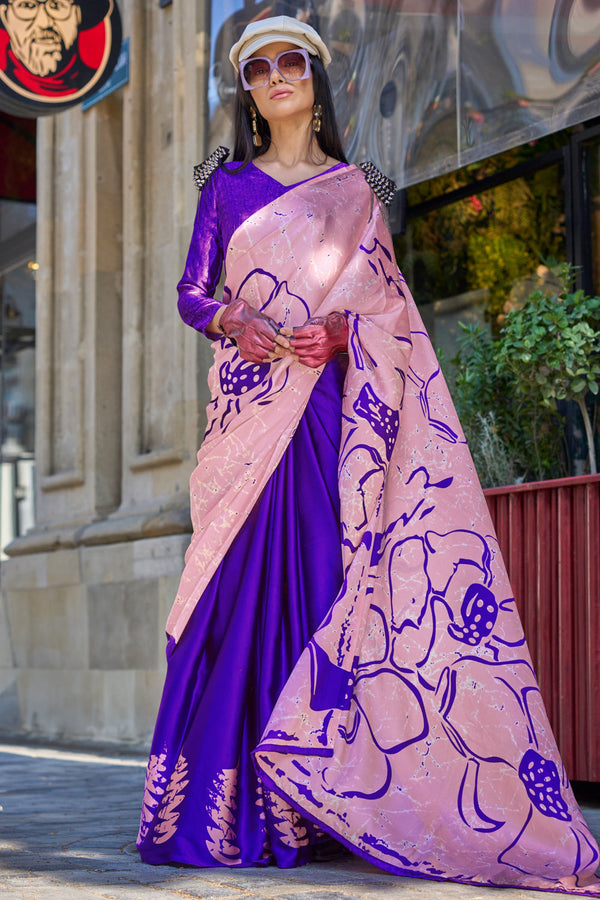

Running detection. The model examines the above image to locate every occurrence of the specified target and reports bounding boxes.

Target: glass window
[394,142,571,487]
[208,0,600,189]
[1,199,36,557]
[395,154,566,358]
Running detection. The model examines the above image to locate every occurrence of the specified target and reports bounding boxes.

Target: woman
[138,16,600,894]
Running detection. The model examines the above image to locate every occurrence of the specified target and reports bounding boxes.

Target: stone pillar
[32,96,123,535]
[0,0,214,745]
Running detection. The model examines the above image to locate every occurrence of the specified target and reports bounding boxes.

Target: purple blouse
[177,161,347,336]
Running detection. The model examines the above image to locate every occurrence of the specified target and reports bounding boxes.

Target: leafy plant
[449,267,600,484]
[450,323,565,485]
[496,287,600,474]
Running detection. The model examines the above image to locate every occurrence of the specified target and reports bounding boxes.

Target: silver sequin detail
[359,161,396,207]
[193,146,230,191]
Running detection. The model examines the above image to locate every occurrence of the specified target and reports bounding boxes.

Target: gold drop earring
[312,104,323,133]
[250,107,262,147]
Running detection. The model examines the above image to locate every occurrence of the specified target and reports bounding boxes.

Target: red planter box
[484,474,600,782]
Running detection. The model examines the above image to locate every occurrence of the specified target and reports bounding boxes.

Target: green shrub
[450,323,565,485]
[496,288,600,475]
[449,267,600,484]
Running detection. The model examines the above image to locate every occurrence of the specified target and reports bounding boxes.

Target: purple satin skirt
[137,359,346,867]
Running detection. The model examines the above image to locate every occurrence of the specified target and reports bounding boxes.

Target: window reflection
[209,0,600,188]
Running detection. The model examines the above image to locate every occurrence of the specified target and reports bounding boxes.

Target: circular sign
[0,0,122,116]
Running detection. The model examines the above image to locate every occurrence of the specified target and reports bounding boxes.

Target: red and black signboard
[0,0,122,117]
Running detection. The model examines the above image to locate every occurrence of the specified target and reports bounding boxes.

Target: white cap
[229,15,332,72]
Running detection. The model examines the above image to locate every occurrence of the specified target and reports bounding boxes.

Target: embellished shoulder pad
[359,161,396,207]
[193,146,230,191]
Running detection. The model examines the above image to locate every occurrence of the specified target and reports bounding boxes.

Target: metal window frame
[565,123,600,293]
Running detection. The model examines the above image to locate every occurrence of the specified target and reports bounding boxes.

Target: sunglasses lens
[242,58,272,88]
[278,50,307,80]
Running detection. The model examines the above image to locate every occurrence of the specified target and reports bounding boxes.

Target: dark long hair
[231,55,348,166]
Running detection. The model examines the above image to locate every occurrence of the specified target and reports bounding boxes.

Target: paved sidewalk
[0,743,598,900]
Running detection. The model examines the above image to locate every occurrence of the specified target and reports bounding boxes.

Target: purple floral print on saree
[139,164,600,894]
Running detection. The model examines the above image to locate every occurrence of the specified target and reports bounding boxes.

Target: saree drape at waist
[138,360,346,866]
[165,165,600,893]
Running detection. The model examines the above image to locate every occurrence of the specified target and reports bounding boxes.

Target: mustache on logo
[33,27,61,42]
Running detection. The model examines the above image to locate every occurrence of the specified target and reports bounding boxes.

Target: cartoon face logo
[0,0,122,115]
[1,0,83,78]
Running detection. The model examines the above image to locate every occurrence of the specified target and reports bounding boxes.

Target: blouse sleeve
[176,172,225,336]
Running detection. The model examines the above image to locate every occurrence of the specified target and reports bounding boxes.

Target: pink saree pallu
[167,166,600,893]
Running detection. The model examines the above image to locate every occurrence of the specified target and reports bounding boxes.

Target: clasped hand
[289,312,348,368]
[219,299,348,368]
[218,298,280,363]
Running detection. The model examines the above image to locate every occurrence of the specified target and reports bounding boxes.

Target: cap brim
[238,34,317,62]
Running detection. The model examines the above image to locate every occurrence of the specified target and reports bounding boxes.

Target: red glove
[219,298,279,363]
[290,312,348,368]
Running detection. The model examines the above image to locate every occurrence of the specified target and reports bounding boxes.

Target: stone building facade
[2,0,600,747]
[0,0,214,745]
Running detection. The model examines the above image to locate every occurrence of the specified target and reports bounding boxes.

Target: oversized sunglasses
[239,48,312,91]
